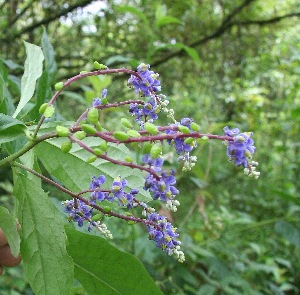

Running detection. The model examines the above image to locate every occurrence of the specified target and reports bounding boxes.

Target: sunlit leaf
[0,113,26,144]
[14,173,74,295]
[13,42,44,118]
[0,206,20,257]
[66,228,163,295]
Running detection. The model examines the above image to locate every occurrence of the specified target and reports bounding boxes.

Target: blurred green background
[0,0,299,294]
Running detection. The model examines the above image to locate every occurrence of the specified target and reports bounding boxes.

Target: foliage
[0,0,300,294]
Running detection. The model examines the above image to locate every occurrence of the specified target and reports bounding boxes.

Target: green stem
[0,132,57,168]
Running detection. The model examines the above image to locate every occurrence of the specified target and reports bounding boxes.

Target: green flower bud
[125,156,133,163]
[201,136,209,141]
[39,103,48,114]
[144,122,159,135]
[44,105,55,118]
[87,108,99,124]
[121,118,133,128]
[99,141,108,152]
[93,148,103,156]
[101,97,108,104]
[178,124,190,134]
[142,142,152,154]
[95,122,102,131]
[56,125,70,137]
[54,82,64,91]
[92,214,102,221]
[93,61,107,70]
[113,131,129,141]
[190,122,200,131]
[127,220,136,225]
[103,206,111,213]
[127,129,140,138]
[81,124,97,135]
[150,143,162,158]
[87,155,97,163]
[184,137,194,144]
[73,131,86,140]
[244,149,252,158]
[61,141,72,153]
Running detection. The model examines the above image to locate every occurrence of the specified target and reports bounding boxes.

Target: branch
[14,0,95,38]
[7,0,37,28]
[233,11,300,26]
[152,0,255,67]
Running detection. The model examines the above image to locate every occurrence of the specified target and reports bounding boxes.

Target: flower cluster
[129,96,159,127]
[90,175,139,209]
[166,117,198,170]
[62,175,139,235]
[128,63,161,97]
[146,212,185,262]
[59,62,260,264]
[143,155,179,204]
[92,88,108,107]
[223,126,256,167]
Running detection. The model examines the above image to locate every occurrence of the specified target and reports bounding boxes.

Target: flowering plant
[0,41,259,294]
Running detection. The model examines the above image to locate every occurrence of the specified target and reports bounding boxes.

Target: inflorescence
[61,62,259,262]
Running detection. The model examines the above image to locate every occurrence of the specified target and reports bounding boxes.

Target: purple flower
[224,126,256,167]
[142,154,164,172]
[110,177,139,208]
[146,212,182,256]
[128,63,161,97]
[102,88,108,98]
[92,97,102,107]
[144,170,179,202]
[92,89,108,107]
[129,96,159,127]
[166,120,195,155]
[63,199,93,228]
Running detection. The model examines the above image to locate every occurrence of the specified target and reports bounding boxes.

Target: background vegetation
[0,0,299,294]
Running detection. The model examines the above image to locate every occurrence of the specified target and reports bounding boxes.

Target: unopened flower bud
[87,155,97,163]
[113,131,129,141]
[127,129,140,138]
[93,61,107,70]
[121,118,133,128]
[99,141,108,152]
[81,124,97,135]
[190,122,200,131]
[73,131,86,140]
[178,125,190,134]
[87,108,99,124]
[39,103,48,114]
[150,143,162,159]
[43,105,55,118]
[56,125,70,137]
[144,122,158,135]
[54,82,64,91]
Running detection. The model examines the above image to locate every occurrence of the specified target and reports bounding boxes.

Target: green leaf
[66,228,163,295]
[150,42,201,64]
[34,136,151,201]
[14,173,74,295]
[0,206,20,257]
[274,221,300,247]
[156,15,182,27]
[13,42,44,118]
[116,5,149,25]
[87,75,112,93]
[30,28,57,120]
[155,4,182,27]
[0,113,26,144]
[0,73,3,104]
[0,67,16,115]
